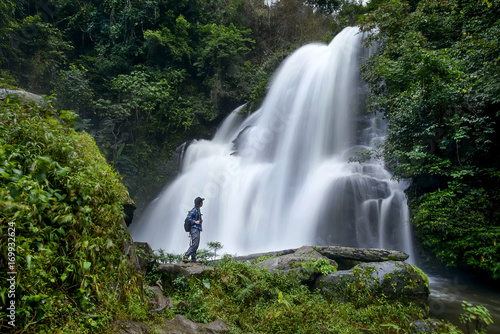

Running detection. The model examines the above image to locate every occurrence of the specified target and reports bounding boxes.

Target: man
[183,197,204,263]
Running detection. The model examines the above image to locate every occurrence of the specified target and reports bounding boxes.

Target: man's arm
[187,209,198,226]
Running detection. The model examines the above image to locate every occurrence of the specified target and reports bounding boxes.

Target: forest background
[1,0,499,279]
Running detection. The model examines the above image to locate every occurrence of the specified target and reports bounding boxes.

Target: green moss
[410,265,430,289]
[254,254,279,263]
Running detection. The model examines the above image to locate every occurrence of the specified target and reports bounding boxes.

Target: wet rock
[156,262,214,279]
[315,261,429,307]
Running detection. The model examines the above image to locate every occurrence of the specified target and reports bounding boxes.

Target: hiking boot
[191,259,197,263]
[182,256,190,263]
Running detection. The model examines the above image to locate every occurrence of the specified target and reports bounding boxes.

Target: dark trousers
[185,228,200,261]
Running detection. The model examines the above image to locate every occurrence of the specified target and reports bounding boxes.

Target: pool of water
[424,266,500,333]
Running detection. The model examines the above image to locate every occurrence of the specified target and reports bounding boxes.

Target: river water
[129,26,499,331]
[422,264,500,332]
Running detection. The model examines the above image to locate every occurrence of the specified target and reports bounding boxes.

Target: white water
[129,27,414,258]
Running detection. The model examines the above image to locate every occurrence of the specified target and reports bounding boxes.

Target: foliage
[413,183,500,278]
[0,97,146,332]
[0,11,71,93]
[460,301,494,334]
[52,64,95,129]
[360,0,500,277]
[207,241,223,260]
[0,0,349,208]
[296,257,338,276]
[155,258,435,333]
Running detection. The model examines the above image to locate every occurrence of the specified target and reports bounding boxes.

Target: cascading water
[129,26,413,259]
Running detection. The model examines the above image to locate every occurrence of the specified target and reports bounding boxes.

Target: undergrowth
[155,257,439,333]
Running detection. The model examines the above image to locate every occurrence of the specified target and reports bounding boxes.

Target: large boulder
[256,246,337,283]
[314,261,429,307]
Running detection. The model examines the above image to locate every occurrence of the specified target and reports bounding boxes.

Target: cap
[194,197,205,206]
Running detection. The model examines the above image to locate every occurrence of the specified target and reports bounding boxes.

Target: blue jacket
[186,207,203,231]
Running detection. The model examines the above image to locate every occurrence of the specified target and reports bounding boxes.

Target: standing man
[183,197,204,263]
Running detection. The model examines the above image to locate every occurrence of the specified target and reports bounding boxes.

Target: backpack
[184,209,192,232]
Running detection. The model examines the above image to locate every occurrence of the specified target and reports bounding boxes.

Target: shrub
[0,96,144,332]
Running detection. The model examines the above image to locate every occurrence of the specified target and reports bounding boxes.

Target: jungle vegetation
[360,0,500,279]
[1,0,499,332]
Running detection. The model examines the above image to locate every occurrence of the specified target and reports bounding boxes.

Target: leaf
[83,261,91,270]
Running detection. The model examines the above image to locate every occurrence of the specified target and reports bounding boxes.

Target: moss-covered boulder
[314,261,429,307]
[256,246,338,283]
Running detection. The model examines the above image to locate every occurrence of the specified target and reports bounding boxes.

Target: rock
[216,245,408,269]
[0,89,42,104]
[409,319,447,333]
[228,249,296,264]
[145,285,173,313]
[156,262,214,279]
[315,261,429,307]
[155,315,228,334]
[256,246,337,283]
[124,238,140,272]
[112,320,151,334]
[315,245,409,262]
[159,315,199,334]
[135,242,153,275]
[202,319,229,333]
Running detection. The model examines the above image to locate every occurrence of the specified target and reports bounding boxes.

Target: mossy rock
[256,246,337,283]
[314,261,430,308]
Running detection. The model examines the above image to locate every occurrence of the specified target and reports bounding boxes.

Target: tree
[360,0,500,277]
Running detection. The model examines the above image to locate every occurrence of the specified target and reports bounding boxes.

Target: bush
[0,96,144,332]
[413,183,500,278]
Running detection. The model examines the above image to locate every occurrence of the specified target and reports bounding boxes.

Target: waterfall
[129,27,414,259]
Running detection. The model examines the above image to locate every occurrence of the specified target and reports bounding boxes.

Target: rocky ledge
[146,244,428,307]
[125,243,430,334]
